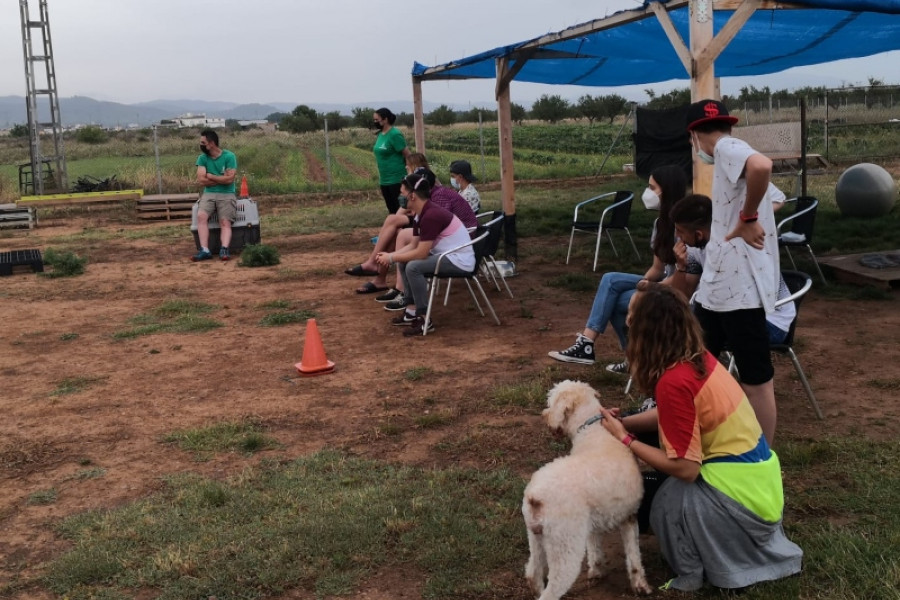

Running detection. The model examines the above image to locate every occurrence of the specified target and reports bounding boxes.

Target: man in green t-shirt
[192,129,238,261]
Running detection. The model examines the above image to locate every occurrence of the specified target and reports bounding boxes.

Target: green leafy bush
[41,248,87,278]
[239,244,280,267]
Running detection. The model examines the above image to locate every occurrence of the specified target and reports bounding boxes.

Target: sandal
[356,281,389,294]
[375,288,401,302]
[345,264,378,277]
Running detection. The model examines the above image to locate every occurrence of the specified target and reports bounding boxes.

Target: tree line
[259,80,896,133]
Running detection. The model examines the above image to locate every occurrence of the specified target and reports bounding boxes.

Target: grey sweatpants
[399,254,470,315]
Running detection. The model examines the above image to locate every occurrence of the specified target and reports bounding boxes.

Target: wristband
[388,254,394,266]
[739,211,759,223]
[621,433,636,447]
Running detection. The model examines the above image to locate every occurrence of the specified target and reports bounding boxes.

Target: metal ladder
[19,0,67,195]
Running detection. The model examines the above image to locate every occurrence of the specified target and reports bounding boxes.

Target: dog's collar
[577,413,604,433]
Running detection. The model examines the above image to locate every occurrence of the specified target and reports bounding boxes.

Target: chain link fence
[730,85,900,166]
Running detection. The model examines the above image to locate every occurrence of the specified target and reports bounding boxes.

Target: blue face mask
[449,177,461,190]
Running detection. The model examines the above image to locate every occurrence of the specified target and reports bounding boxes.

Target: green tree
[75,125,107,144]
[352,106,376,128]
[598,94,628,124]
[645,87,691,110]
[531,94,570,123]
[576,95,605,125]
[459,107,497,123]
[280,105,321,133]
[427,104,456,126]
[395,112,415,127]
[265,111,289,124]
[322,111,348,131]
[9,124,29,138]
[510,102,527,124]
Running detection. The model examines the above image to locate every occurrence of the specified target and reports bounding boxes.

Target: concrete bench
[732,121,829,173]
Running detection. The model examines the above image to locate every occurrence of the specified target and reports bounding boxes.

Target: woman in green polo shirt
[372,108,410,214]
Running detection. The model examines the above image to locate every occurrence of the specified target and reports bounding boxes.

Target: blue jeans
[585,272,643,349]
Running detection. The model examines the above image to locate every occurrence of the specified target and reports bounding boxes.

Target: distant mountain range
[0,96,469,128]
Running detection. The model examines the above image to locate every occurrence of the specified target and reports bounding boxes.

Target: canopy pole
[412,77,425,153]
[689,0,716,196]
[495,57,517,262]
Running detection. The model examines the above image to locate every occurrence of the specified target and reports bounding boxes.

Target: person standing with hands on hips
[192,129,238,261]
[372,108,411,214]
[686,99,781,443]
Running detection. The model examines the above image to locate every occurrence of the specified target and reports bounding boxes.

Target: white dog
[523,380,652,598]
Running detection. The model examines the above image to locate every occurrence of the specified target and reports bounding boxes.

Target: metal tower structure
[19,0,67,195]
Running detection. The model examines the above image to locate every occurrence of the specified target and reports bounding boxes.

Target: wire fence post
[478,111,486,181]
[152,125,163,194]
[324,118,332,194]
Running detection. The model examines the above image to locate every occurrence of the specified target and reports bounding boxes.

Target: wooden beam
[650,1,692,76]
[690,0,716,196]
[495,57,516,218]
[695,0,761,75]
[714,0,804,9]
[412,78,425,153]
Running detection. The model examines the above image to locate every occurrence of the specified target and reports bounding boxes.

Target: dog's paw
[586,565,608,581]
[631,578,653,596]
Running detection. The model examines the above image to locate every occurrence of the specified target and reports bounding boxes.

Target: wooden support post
[496,57,517,261]
[690,0,716,196]
[412,78,425,153]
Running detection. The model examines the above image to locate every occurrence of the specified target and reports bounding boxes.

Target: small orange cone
[295,318,335,376]
[239,176,249,198]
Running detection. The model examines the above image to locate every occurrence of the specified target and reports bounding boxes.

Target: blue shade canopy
[412,0,900,87]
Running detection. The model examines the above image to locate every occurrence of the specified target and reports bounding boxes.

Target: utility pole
[20,0,67,195]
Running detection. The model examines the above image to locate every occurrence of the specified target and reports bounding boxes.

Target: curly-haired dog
[523,380,651,598]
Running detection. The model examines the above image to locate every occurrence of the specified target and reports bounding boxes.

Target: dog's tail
[524,495,544,535]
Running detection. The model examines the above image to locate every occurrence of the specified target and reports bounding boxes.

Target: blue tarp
[412,0,900,87]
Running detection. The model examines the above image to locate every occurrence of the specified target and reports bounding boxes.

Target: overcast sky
[1,0,898,109]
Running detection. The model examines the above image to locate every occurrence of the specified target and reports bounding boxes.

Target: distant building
[162,113,226,129]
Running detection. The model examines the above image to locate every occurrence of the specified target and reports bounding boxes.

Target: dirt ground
[1,202,898,599]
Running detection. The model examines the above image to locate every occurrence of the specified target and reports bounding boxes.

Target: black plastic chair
[476,211,514,298]
[777,196,826,285]
[422,227,500,336]
[727,270,824,420]
[566,190,639,271]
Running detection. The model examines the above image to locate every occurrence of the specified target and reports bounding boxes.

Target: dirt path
[0,209,897,598]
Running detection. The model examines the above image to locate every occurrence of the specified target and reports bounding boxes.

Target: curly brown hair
[625,281,707,395]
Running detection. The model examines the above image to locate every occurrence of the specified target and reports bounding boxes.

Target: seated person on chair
[346,154,476,297]
[448,160,481,213]
[597,282,803,592]
[373,173,475,337]
[548,165,688,369]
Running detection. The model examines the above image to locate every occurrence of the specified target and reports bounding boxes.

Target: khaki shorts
[198,192,237,222]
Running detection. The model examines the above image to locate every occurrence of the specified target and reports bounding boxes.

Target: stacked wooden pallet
[0,204,37,229]
[136,194,198,221]
[0,249,43,276]
[18,190,144,208]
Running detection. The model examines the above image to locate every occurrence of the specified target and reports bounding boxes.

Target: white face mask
[641,187,660,210]
[692,134,715,165]
[449,177,461,190]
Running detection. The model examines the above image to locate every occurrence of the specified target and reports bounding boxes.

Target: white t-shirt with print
[696,136,780,313]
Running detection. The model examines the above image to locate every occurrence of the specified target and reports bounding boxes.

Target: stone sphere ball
[835,163,897,218]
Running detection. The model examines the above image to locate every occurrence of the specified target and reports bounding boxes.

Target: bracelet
[739,210,759,223]
[676,267,687,273]
[388,254,394,266]
[621,433,636,447]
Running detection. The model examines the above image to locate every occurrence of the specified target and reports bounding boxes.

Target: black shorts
[694,305,774,385]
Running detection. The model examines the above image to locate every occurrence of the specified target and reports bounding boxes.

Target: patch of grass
[59,332,79,341]
[113,300,221,339]
[51,376,105,397]
[161,420,279,458]
[44,450,526,599]
[27,488,58,505]
[866,378,900,391]
[414,409,459,429]
[257,299,292,310]
[403,366,434,381]
[238,243,280,267]
[488,368,560,410]
[40,248,87,278]
[64,468,106,481]
[545,272,598,292]
[258,309,316,327]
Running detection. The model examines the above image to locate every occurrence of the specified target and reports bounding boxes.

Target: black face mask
[372,120,383,131]
[695,235,709,249]
[200,144,210,155]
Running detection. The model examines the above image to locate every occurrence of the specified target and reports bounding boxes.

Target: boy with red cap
[686,99,780,444]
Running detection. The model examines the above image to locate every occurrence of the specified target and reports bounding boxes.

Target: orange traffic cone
[239,176,249,198]
[295,318,335,376]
